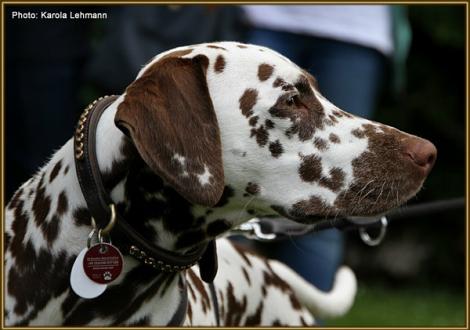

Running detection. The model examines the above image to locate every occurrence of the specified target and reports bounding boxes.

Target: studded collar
[74,95,218,280]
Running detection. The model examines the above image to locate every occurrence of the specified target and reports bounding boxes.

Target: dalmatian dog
[4,42,436,326]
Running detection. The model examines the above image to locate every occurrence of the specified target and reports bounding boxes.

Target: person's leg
[305,36,387,118]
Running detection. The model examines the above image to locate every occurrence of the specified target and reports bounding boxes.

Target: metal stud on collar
[128,245,199,272]
[75,95,114,160]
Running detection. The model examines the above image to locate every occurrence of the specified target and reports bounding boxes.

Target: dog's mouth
[272,204,389,225]
[271,179,425,225]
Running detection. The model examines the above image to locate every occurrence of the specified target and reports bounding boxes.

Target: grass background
[327,281,466,327]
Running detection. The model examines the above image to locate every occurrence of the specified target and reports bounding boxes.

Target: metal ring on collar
[90,203,117,236]
[359,216,388,246]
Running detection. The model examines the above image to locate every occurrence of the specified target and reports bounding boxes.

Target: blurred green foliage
[327,281,466,327]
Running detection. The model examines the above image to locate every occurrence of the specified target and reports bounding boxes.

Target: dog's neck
[93,98,256,253]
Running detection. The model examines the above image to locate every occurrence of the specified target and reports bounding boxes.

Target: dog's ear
[115,55,224,206]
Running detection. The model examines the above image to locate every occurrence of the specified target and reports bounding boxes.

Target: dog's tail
[269,261,357,319]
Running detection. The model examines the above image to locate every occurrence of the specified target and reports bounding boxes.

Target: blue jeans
[246,27,387,291]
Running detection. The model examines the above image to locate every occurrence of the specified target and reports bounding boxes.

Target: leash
[74,95,218,280]
[230,197,465,246]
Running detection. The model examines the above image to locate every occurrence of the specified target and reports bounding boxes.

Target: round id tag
[83,243,123,284]
[70,248,107,299]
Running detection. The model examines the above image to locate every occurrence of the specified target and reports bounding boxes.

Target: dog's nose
[402,137,437,175]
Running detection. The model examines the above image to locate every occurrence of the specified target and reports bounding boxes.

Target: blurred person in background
[86,5,246,94]
[240,5,411,294]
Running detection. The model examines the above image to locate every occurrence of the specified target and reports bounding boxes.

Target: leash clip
[358,216,388,246]
[232,218,277,241]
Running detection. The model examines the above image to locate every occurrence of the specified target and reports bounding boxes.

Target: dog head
[115,42,436,227]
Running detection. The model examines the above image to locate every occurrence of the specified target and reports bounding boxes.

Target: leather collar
[74,95,218,281]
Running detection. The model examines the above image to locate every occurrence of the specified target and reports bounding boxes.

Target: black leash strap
[232,197,465,241]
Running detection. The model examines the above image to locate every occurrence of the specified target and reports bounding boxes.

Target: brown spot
[299,154,322,182]
[314,137,328,151]
[187,269,210,313]
[324,119,335,126]
[242,267,251,285]
[332,109,344,118]
[10,200,31,269]
[245,182,260,195]
[342,111,354,118]
[63,165,69,175]
[239,89,258,118]
[207,44,226,50]
[43,215,60,245]
[49,160,62,183]
[250,125,269,147]
[269,140,284,158]
[319,167,345,192]
[237,44,247,49]
[289,196,336,221]
[214,55,225,73]
[244,302,263,326]
[329,133,340,143]
[32,175,51,227]
[273,77,285,88]
[265,119,275,129]
[328,114,339,123]
[351,128,366,138]
[262,262,298,305]
[248,116,259,127]
[258,63,274,81]
[73,207,91,226]
[258,48,265,52]
[232,242,252,267]
[261,285,267,297]
[225,282,247,325]
[57,191,68,215]
[289,293,302,311]
[7,187,23,210]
